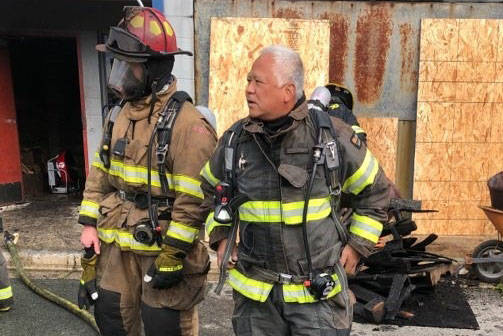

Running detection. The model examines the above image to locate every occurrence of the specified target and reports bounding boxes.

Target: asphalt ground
[2,278,503,336]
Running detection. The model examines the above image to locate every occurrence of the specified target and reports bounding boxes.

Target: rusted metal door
[0,47,22,203]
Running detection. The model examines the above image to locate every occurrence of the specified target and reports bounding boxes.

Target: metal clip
[156,144,168,164]
[327,141,336,159]
[329,184,341,197]
[325,141,339,170]
[313,144,325,164]
[278,273,293,284]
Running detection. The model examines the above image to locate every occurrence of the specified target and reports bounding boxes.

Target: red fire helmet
[96,6,192,62]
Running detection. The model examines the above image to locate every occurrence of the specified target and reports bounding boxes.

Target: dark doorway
[8,36,84,196]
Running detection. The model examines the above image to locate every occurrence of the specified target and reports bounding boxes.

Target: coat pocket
[278,163,308,188]
[98,193,128,228]
[124,138,149,164]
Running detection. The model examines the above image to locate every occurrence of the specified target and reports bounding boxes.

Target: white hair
[260,45,304,100]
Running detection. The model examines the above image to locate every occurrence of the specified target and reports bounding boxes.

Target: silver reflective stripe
[166,221,198,243]
[238,198,332,225]
[173,175,203,199]
[343,149,379,195]
[98,228,162,252]
[282,200,331,219]
[79,200,100,219]
[351,218,381,237]
[239,202,282,222]
[227,269,273,302]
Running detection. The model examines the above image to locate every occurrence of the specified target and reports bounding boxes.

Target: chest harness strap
[145,91,191,244]
[99,100,125,169]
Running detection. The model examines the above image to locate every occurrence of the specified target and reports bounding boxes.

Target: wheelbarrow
[464,206,503,283]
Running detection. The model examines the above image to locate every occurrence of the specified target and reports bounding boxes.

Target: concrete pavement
[2,196,503,335]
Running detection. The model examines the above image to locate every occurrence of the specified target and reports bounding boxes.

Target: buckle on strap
[117,190,171,210]
[249,265,306,285]
[278,273,294,284]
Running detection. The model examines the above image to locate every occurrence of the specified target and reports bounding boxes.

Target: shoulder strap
[308,108,341,191]
[99,100,125,169]
[223,120,245,190]
[309,109,348,244]
[156,91,192,193]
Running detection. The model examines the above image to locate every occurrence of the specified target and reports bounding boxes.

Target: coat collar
[242,100,309,137]
[124,78,177,121]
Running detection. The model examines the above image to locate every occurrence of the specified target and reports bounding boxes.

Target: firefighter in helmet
[77,6,217,336]
[325,82,367,143]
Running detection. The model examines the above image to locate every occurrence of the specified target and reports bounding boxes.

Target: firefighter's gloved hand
[78,248,99,310]
[144,245,184,289]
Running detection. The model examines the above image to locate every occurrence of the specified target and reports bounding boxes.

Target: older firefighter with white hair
[200,45,391,335]
[77,6,216,336]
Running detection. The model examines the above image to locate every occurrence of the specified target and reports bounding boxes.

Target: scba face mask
[108,59,147,101]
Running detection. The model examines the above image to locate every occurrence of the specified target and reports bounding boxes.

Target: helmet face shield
[108,59,147,101]
[107,27,149,54]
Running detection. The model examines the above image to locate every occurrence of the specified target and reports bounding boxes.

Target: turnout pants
[95,243,198,336]
[0,251,13,311]
[232,285,352,336]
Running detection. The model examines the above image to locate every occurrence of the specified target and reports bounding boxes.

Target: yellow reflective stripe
[80,279,85,285]
[93,151,104,164]
[79,200,100,219]
[173,175,203,199]
[205,212,231,236]
[282,197,332,225]
[239,200,282,222]
[283,274,341,303]
[227,269,273,302]
[350,213,383,244]
[238,197,332,225]
[93,153,202,199]
[97,228,162,252]
[159,265,183,272]
[0,286,13,300]
[342,149,379,195]
[200,161,219,187]
[166,221,199,244]
[352,125,366,134]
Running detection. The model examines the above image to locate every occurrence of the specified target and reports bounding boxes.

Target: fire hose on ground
[3,231,100,334]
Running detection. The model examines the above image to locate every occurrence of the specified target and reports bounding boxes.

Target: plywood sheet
[208,17,330,135]
[419,61,457,82]
[452,103,492,143]
[419,19,458,61]
[414,18,503,235]
[457,19,499,62]
[416,102,454,143]
[414,143,451,182]
[358,117,398,183]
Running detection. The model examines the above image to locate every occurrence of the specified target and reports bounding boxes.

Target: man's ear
[283,83,296,103]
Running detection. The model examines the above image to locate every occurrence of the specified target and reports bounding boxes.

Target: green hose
[3,231,100,334]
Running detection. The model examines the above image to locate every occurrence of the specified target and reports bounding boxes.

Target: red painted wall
[0,48,22,185]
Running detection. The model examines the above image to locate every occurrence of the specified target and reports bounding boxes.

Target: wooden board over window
[414,19,503,235]
[208,17,330,135]
[359,117,398,184]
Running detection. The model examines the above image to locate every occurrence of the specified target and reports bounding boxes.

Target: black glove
[78,247,99,310]
[144,244,184,289]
